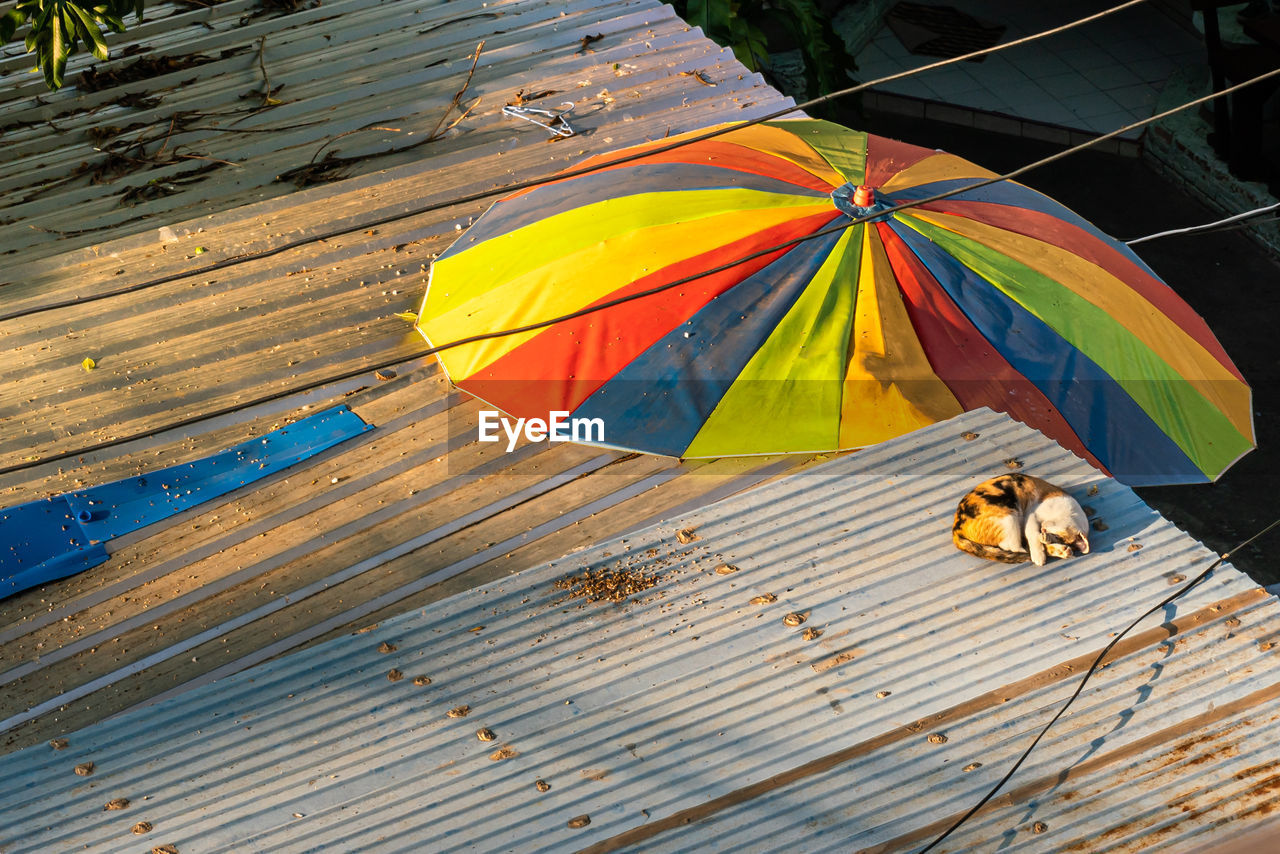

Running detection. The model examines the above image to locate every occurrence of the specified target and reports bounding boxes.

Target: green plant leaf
[0,8,26,43]
[44,6,69,89]
[69,2,109,60]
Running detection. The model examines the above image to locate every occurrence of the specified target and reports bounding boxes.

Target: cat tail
[952,531,1028,564]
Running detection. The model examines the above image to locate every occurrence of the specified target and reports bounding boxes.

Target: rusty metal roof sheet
[1,0,765,264]
[2,408,1277,852]
[0,0,805,751]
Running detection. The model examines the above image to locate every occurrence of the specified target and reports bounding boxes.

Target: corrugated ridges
[0,0,803,749]
[0,0,760,263]
[1,409,1275,852]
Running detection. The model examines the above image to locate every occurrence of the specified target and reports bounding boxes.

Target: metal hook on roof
[501,102,576,138]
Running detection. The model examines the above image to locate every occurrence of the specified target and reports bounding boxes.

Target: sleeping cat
[952,474,1090,566]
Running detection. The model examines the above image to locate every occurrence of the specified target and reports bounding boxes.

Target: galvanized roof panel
[0,0,764,264]
[2,408,1276,852]
[0,0,807,751]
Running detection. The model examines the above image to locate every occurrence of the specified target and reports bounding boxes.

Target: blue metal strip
[2,405,372,598]
[0,499,109,596]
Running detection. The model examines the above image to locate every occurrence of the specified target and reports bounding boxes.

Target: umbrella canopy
[416,118,1254,485]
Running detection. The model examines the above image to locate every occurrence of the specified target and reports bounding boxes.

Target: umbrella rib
[0,0,1150,322]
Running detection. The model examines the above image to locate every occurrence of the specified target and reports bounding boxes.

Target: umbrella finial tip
[852,184,875,207]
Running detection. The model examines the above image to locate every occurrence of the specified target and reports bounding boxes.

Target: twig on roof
[309,125,403,166]
[426,40,485,142]
[257,36,282,108]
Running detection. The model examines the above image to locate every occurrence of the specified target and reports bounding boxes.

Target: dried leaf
[82,357,96,371]
[393,311,418,322]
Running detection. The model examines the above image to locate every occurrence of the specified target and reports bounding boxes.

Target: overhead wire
[1124,200,1280,244]
[0,0,1149,324]
[6,61,1280,478]
[918,515,1280,853]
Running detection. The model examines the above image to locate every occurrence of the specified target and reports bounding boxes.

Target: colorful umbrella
[416,118,1254,486]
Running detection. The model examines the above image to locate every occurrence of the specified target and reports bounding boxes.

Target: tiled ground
[854,0,1206,138]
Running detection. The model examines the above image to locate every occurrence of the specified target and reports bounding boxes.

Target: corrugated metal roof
[0,0,809,751]
[2,408,1277,852]
[1,0,758,263]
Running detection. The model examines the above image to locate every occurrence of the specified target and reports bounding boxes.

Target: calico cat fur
[952,473,1090,566]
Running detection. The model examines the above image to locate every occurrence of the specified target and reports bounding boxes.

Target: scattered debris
[553,565,661,605]
[79,53,230,92]
[1082,505,1096,517]
[675,527,698,544]
[132,821,153,834]
[116,92,162,110]
[1004,458,1023,470]
[104,798,131,811]
[963,762,982,772]
[783,612,806,627]
[679,69,716,86]
[567,815,591,829]
[1091,519,1108,532]
[535,779,551,792]
[152,845,179,854]
[377,641,397,654]
[1031,821,1048,834]
[375,369,397,381]
[418,10,500,36]
[1169,574,1187,584]
[875,690,891,699]
[713,563,738,575]
[489,746,518,761]
[82,357,96,371]
[927,733,948,744]
[1127,543,1143,552]
[749,593,777,605]
[577,33,604,53]
[447,705,471,718]
[74,761,95,776]
[49,738,68,750]
[476,728,496,742]
[1087,484,1099,496]
[413,675,431,686]
[506,88,557,107]
[387,669,403,682]
[801,627,823,641]
[961,431,979,440]
[278,42,485,188]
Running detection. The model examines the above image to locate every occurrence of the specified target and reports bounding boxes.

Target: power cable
[5,63,1280,477]
[0,0,1148,324]
[918,515,1280,854]
[1125,201,1280,245]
